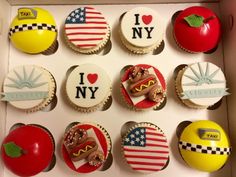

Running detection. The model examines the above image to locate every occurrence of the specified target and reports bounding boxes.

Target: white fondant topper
[66,64,111,108]
[2,65,53,110]
[181,62,228,107]
[120,7,164,48]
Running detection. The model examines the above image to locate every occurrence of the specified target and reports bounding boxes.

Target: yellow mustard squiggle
[72,145,93,157]
[135,80,155,92]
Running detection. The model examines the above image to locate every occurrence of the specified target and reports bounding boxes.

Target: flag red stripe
[146,127,159,131]
[86,16,105,19]
[86,21,107,24]
[146,138,167,142]
[125,155,168,160]
[132,168,160,171]
[127,161,165,166]
[77,44,97,47]
[69,38,103,41]
[86,11,102,15]
[145,143,169,148]
[123,148,169,154]
[66,32,106,35]
[85,7,94,9]
[146,132,165,136]
[65,27,107,30]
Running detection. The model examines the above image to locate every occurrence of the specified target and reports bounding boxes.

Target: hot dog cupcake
[62,122,112,173]
[121,64,166,110]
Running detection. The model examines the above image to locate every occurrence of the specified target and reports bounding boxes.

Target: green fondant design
[3,142,23,158]
[184,14,204,27]
[1,91,48,101]
[183,63,225,86]
[181,88,229,99]
[6,67,47,89]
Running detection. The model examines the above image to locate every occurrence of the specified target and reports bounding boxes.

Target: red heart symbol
[142,15,153,25]
[87,74,98,84]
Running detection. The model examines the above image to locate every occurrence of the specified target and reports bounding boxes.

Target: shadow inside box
[60,73,75,111]
[207,98,229,124]
[112,73,129,111]
[170,128,187,168]
[55,135,76,175]
[165,19,186,54]
[166,70,188,108]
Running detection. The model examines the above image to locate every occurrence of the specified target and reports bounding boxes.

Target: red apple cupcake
[1,124,55,176]
[120,64,166,110]
[173,6,221,53]
[62,122,112,173]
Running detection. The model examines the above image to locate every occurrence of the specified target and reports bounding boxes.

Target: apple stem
[21,149,28,155]
[203,16,216,23]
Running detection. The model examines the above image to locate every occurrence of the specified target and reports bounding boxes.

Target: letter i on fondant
[120,7,164,54]
[65,64,111,112]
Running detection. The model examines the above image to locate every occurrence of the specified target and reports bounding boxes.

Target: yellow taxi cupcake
[178,120,231,172]
[9,7,58,55]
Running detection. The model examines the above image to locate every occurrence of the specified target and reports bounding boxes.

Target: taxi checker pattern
[179,141,231,155]
[9,23,57,36]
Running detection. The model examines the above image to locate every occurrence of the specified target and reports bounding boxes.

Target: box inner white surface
[0,2,234,177]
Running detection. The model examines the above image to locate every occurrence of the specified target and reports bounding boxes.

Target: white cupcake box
[0,1,235,177]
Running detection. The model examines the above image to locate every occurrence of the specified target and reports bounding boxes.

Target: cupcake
[62,122,112,173]
[1,65,56,112]
[177,120,231,172]
[175,62,229,109]
[121,122,170,173]
[173,6,221,53]
[65,64,111,112]
[1,124,55,176]
[9,7,58,55]
[64,7,111,54]
[119,7,164,54]
[120,64,166,110]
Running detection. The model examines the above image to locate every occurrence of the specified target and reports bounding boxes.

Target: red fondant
[121,64,166,109]
[87,74,98,84]
[62,123,109,173]
[1,125,54,176]
[142,15,153,25]
[173,6,221,53]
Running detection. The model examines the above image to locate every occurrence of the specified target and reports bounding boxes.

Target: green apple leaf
[184,14,205,27]
[3,142,23,158]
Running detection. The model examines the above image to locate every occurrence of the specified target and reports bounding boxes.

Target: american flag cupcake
[64,7,111,54]
[121,122,170,173]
